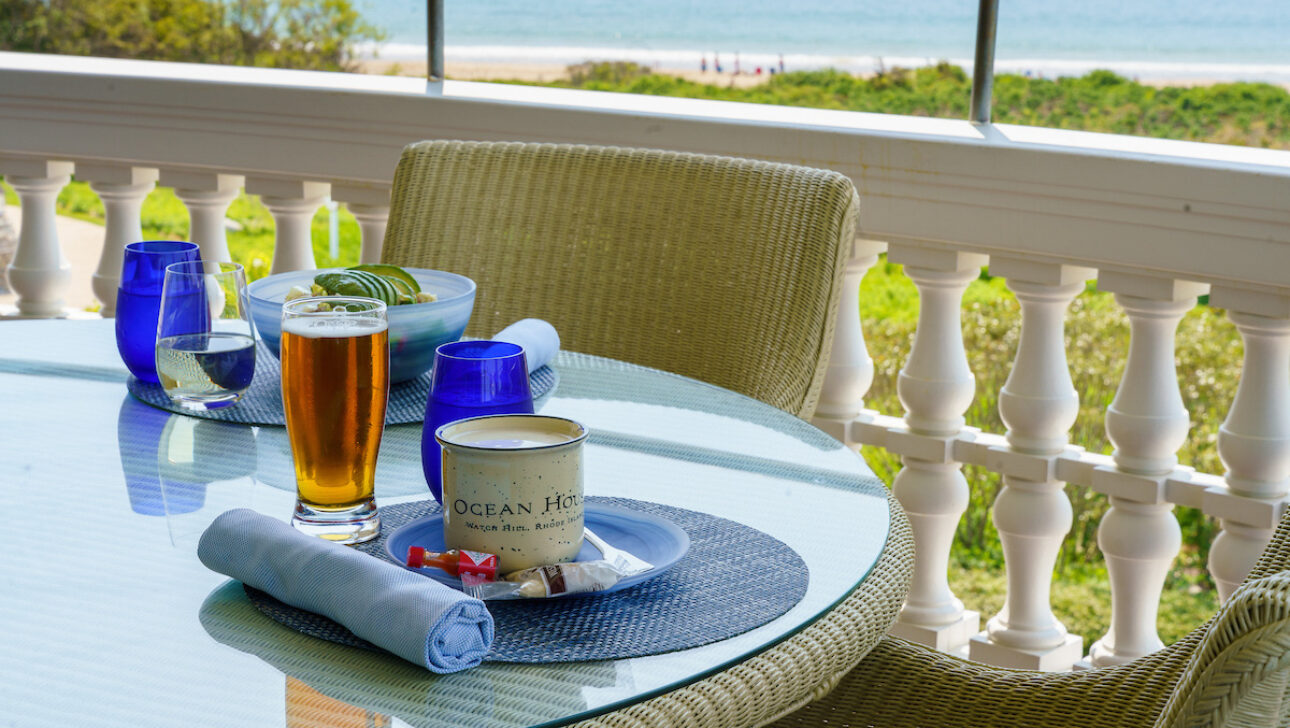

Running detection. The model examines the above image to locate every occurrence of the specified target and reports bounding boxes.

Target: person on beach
[778,53,785,73]
[734,52,741,75]
[715,53,723,73]
[701,55,707,72]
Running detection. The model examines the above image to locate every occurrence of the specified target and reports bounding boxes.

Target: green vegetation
[0,0,384,71]
[547,62,1290,149]
[859,259,1227,645]
[12,179,361,279]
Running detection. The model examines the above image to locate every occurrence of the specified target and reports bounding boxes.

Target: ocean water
[358,0,1290,82]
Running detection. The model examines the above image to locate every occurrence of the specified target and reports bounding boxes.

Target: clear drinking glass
[115,241,201,382]
[421,340,534,503]
[156,261,257,410]
[281,296,389,544]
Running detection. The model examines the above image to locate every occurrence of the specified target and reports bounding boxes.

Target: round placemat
[244,496,809,663]
[126,340,558,427]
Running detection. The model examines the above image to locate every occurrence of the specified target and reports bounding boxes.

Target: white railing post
[247,179,329,274]
[887,245,986,654]
[332,184,392,266]
[80,164,157,317]
[347,203,389,265]
[1206,289,1290,602]
[1,158,73,317]
[814,239,886,424]
[1085,273,1204,667]
[969,259,1091,670]
[0,191,18,287]
[164,172,244,264]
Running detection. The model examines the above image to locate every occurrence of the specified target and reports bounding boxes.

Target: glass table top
[0,320,890,728]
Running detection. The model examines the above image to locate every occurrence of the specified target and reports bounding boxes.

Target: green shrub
[544,63,1290,149]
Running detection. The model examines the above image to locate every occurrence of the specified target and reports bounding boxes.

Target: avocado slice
[348,264,421,294]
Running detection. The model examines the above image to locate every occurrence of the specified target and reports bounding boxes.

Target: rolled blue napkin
[197,508,493,673]
[492,318,560,374]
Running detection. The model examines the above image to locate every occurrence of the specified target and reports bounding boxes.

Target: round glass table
[0,320,896,728]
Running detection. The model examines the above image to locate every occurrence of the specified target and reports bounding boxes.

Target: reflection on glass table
[117,394,258,516]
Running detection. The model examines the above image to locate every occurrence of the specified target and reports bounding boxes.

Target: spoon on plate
[584,527,654,577]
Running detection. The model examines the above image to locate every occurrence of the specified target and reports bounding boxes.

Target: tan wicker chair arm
[771,610,1212,728]
[1156,572,1290,728]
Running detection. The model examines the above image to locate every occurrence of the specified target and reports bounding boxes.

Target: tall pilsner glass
[281,296,389,544]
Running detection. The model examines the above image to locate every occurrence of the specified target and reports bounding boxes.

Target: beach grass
[538,62,1290,149]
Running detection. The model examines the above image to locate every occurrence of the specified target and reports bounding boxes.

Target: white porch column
[887,245,986,653]
[80,164,157,317]
[1,159,74,317]
[1207,288,1290,602]
[332,184,392,265]
[814,239,885,423]
[969,259,1091,671]
[163,171,244,264]
[247,178,329,274]
[1086,273,1204,667]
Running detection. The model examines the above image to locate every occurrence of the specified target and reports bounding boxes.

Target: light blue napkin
[492,319,560,374]
[197,508,494,673]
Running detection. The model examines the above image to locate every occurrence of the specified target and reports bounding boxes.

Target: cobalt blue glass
[116,394,206,516]
[422,340,534,503]
[115,241,201,382]
[116,394,257,516]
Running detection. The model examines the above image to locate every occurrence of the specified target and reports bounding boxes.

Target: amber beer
[281,297,389,544]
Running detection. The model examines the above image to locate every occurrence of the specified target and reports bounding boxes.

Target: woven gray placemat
[126,340,558,427]
[245,496,809,663]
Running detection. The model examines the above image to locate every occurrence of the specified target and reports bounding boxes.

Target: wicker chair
[768,507,1290,728]
[380,140,859,419]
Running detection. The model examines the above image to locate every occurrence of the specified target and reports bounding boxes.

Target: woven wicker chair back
[381,140,859,419]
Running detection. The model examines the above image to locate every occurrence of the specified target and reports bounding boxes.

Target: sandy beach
[361,59,787,89]
[359,60,1290,90]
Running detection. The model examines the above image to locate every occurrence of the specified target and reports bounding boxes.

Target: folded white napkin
[197,509,493,673]
[491,318,560,374]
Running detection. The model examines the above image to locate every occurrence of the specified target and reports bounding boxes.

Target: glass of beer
[281,296,389,544]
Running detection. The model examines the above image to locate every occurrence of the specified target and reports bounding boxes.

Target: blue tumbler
[115,241,201,382]
[422,340,534,503]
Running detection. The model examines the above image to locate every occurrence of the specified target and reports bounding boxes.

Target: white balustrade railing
[4,51,1290,672]
[971,259,1090,670]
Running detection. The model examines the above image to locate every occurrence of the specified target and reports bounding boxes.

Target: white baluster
[332,184,391,265]
[888,246,986,653]
[1206,290,1290,602]
[814,239,885,421]
[1,159,73,317]
[247,178,329,274]
[78,164,158,317]
[1086,273,1204,667]
[0,194,17,283]
[348,204,389,265]
[163,171,244,264]
[970,259,1089,670]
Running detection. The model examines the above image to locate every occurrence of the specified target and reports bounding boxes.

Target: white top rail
[3,51,1289,294]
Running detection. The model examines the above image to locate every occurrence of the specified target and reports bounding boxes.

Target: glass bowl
[248,268,476,384]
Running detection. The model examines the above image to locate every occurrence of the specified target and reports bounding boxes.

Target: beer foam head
[282,315,388,338]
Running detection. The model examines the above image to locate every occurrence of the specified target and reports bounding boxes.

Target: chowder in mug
[436,414,588,572]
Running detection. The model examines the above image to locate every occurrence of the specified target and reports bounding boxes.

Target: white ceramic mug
[436,414,589,572]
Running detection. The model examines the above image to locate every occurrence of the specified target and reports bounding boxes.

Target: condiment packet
[464,549,655,600]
